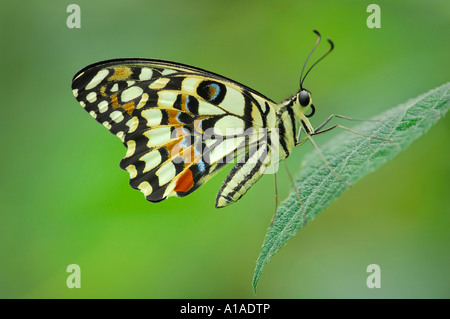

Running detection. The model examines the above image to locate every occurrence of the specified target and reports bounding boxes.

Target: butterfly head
[296,89,315,118]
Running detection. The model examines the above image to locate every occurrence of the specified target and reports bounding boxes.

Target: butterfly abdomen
[215,140,272,208]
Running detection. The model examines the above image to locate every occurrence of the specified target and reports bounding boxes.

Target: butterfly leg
[312,124,390,142]
[283,160,306,227]
[295,132,308,147]
[306,134,350,187]
[314,114,380,133]
[312,114,390,142]
[270,172,279,225]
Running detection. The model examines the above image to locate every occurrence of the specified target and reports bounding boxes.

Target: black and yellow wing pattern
[71,59,280,207]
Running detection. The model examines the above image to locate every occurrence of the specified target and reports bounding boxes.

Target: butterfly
[72,30,349,210]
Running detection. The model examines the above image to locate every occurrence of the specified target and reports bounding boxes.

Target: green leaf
[252,82,450,292]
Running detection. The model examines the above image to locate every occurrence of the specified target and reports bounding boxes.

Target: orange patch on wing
[173,127,189,139]
[166,109,181,125]
[208,86,217,99]
[166,135,197,166]
[122,101,135,115]
[193,116,209,134]
[166,139,183,158]
[169,143,182,159]
[111,92,121,109]
[166,109,185,125]
[100,86,107,97]
[174,169,194,193]
[180,95,189,112]
[108,67,132,81]
[165,127,188,154]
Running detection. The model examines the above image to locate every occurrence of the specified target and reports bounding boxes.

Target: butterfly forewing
[72,59,279,205]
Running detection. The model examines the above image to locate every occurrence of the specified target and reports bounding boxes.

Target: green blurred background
[0,0,448,298]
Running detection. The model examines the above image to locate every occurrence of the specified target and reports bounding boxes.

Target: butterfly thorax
[276,93,314,160]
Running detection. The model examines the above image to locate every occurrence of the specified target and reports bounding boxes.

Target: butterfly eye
[298,90,310,107]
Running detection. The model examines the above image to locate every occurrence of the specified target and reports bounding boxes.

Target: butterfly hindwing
[72,59,278,204]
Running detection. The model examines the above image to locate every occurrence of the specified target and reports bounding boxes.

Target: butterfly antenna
[300,32,334,89]
[299,30,322,90]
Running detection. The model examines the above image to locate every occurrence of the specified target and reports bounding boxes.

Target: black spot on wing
[177,112,195,124]
[165,76,183,91]
[199,116,225,132]
[196,80,226,105]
